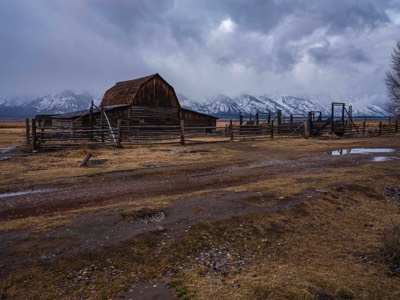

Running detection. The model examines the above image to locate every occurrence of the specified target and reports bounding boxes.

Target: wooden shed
[100,73,217,127]
[181,108,217,128]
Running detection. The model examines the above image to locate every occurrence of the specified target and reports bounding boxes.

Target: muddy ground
[1,136,400,299]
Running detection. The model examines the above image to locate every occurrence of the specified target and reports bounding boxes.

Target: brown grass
[0,136,233,186]
[173,192,400,299]
[383,222,400,260]
[0,122,26,129]
[0,126,400,299]
[5,172,400,299]
[0,215,74,233]
[0,127,25,148]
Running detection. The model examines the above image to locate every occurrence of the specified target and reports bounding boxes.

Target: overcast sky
[1,0,399,103]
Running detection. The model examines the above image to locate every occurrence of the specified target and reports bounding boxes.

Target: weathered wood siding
[181,110,217,127]
[52,114,100,131]
[52,119,84,133]
[104,107,130,121]
[130,106,180,124]
[133,76,180,108]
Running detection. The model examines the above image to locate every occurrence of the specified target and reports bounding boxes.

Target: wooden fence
[25,116,398,150]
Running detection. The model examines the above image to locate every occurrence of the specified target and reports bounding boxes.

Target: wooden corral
[52,109,96,131]
[30,75,397,148]
[35,115,53,129]
[50,105,128,133]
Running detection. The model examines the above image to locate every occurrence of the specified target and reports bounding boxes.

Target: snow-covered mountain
[179,94,390,117]
[351,104,390,117]
[0,90,103,116]
[0,90,390,117]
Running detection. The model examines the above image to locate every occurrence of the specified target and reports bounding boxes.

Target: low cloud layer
[1,0,399,104]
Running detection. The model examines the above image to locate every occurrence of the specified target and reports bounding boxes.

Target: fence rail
[26,117,398,150]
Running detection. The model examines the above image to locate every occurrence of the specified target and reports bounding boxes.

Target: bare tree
[386,41,400,116]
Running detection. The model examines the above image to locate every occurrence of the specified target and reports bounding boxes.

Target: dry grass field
[0,123,400,299]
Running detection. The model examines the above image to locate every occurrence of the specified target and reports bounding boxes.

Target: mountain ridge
[0,90,391,117]
[178,94,390,118]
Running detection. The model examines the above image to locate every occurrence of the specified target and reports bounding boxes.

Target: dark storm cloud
[0,0,399,100]
[188,0,389,71]
[84,0,174,43]
[309,44,370,65]
[305,1,390,33]
[183,0,389,36]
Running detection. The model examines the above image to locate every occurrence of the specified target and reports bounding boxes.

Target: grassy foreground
[0,124,400,299]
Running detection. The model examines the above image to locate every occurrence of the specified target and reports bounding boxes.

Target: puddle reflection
[327,148,395,156]
[372,156,397,162]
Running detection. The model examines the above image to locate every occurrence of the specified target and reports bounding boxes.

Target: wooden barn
[46,73,217,134]
[100,73,218,127]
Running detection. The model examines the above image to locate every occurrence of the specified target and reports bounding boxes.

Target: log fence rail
[25,114,399,150]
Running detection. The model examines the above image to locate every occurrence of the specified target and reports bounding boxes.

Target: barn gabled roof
[100,73,159,107]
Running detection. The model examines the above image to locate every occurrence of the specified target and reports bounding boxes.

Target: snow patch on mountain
[0,90,104,116]
[179,93,390,117]
[30,90,87,113]
[0,90,391,117]
[351,104,390,117]
[0,95,34,107]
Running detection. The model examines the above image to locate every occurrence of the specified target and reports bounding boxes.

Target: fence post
[229,120,234,141]
[90,101,94,139]
[116,119,122,148]
[307,112,313,136]
[239,112,243,126]
[271,120,274,139]
[267,112,271,124]
[362,121,366,136]
[32,119,37,151]
[277,110,282,126]
[303,120,310,138]
[379,121,382,136]
[180,119,186,145]
[100,107,105,143]
[79,152,93,167]
[256,112,259,125]
[348,105,353,131]
[25,118,30,145]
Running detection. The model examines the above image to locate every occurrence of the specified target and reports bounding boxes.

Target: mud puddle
[327,148,395,155]
[372,156,398,162]
[327,148,397,163]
